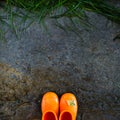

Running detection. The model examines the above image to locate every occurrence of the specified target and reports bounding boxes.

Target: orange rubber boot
[41,92,59,120]
[59,93,78,120]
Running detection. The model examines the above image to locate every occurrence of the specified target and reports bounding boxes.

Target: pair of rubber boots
[41,92,78,120]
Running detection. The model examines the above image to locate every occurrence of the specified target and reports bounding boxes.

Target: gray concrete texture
[0,10,120,120]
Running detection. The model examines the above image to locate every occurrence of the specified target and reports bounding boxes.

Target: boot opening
[61,112,72,120]
[44,112,56,120]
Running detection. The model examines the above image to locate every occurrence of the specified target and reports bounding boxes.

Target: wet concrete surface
[0,10,120,120]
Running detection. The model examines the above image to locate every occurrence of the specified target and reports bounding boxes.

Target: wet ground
[0,9,120,120]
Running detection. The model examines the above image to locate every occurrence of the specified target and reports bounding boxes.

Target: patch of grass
[0,0,120,39]
[5,0,120,22]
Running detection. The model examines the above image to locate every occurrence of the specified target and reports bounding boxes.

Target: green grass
[0,0,120,39]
